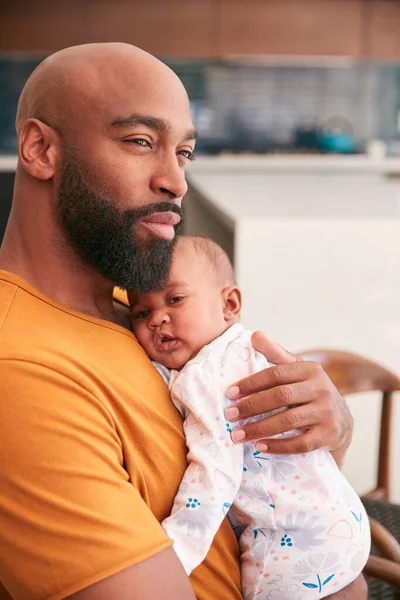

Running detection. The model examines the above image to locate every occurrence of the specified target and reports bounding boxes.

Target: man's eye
[125,138,151,148]
[178,149,195,161]
[131,310,150,320]
[170,296,183,304]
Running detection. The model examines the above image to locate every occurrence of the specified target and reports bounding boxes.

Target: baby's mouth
[155,331,179,351]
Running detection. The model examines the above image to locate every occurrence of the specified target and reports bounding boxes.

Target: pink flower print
[299,464,330,501]
[193,374,207,395]
[214,469,233,491]
[185,413,200,429]
[232,343,251,362]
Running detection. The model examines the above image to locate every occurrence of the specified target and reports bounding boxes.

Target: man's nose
[151,154,188,201]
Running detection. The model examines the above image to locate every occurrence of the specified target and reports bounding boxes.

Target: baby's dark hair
[177,235,236,288]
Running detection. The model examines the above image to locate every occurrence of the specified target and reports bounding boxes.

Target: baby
[128,235,370,600]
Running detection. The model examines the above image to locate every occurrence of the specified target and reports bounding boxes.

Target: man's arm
[224,332,353,460]
[325,574,368,600]
[330,418,353,468]
[66,548,196,600]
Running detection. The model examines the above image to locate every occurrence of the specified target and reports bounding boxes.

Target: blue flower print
[280,533,293,547]
[293,551,340,594]
[186,497,201,508]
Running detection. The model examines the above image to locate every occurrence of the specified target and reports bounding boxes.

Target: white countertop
[187,156,400,221]
[189,154,400,173]
[0,155,18,171]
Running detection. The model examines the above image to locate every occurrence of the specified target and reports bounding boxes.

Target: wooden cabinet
[2,0,400,61]
[365,0,400,62]
[0,1,85,52]
[0,0,217,57]
[85,0,217,58]
[218,0,365,58]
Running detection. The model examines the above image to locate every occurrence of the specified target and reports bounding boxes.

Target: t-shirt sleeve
[0,359,172,600]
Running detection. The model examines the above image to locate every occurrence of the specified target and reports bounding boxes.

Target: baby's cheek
[133,324,150,349]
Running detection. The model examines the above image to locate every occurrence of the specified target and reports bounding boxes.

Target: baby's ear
[222,285,242,321]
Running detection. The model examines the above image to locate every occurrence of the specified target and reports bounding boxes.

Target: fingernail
[227,385,240,399]
[256,442,269,452]
[231,429,245,443]
[225,407,239,420]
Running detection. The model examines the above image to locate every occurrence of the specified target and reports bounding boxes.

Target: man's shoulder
[0,272,71,362]
[0,273,137,378]
[0,272,20,331]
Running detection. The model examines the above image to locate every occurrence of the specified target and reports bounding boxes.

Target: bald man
[0,43,365,600]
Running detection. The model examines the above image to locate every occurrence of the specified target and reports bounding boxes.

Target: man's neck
[0,222,118,324]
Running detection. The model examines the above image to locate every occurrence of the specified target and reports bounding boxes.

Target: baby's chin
[152,346,197,371]
[155,355,189,371]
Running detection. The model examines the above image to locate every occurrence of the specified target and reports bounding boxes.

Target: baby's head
[128,236,241,370]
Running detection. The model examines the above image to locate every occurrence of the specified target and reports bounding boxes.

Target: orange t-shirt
[0,271,241,600]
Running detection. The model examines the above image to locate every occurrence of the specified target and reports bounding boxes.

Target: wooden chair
[298,348,400,500]
[298,348,400,595]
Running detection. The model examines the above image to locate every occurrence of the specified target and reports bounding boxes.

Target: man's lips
[140,211,181,241]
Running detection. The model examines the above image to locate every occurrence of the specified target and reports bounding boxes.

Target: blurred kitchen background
[1,1,400,502]
[2,0,400,157]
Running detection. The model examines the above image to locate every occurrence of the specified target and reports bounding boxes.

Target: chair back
[298,349,400,501]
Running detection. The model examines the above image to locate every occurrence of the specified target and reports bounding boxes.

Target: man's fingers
[226,360,319,400]
[251,331,299,366]
[225,381,316,422]
[256,430,326,455]
[230,403,320,444]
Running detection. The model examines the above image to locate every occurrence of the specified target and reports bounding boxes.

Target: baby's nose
[149,311,170,328]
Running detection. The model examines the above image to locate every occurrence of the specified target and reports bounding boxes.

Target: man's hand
[224,331,353,464]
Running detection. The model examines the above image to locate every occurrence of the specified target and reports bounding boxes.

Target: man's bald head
[16,42,189,137]
[176,236,236,288]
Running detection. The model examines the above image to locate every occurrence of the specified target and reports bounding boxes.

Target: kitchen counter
[188,161,400,222]
[189,153,400,174]
[0,155,17,171]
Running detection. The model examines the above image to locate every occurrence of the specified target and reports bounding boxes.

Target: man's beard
[58,156,184,292]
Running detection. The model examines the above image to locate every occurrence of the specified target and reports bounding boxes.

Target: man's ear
[19,118,59,181]
[222,285,242,321]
